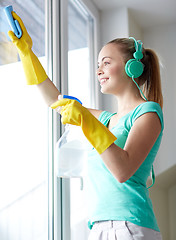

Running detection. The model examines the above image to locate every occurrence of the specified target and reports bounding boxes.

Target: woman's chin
[100,88,106,94]
[100,86,111,94]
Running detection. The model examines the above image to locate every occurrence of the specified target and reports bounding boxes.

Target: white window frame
[46,0,100,239]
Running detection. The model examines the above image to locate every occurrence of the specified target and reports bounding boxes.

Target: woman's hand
[51,98,117,154]
[8,11,48,85]
[8,12,32,56]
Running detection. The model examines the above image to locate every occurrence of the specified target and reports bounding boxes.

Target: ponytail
[140,49,163,109]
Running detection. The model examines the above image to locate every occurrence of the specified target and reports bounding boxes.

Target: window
[0,1,99,239]
[68,1,95,239]
[68,0,94,108]
[0,1,48,239]
[52,0,98,239]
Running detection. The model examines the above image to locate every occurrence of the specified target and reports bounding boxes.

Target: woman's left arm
[101,112,161,183]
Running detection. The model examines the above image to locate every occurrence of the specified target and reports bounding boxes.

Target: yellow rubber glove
[8,12,48,85]
[51,99,117,154]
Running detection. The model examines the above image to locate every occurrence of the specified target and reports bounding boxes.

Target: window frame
[46,0,100,239]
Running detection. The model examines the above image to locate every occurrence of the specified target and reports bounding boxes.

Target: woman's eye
[104,62,110,66]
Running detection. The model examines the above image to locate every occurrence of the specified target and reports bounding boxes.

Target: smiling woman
[48,35,164,239]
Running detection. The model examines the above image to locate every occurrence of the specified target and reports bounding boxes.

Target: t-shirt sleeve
[130,102,164,131]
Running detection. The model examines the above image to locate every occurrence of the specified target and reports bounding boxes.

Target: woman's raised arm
[37,78,61,107]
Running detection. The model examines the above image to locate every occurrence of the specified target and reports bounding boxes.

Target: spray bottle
[55,95,90,182]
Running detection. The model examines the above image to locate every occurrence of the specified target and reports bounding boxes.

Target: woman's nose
[96,66,103,76]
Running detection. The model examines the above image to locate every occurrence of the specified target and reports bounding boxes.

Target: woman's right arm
[37,78,61,107]
[88,108,103,119]
[36,78,103,119]
[8,13,61,107]
[9,12,101,118]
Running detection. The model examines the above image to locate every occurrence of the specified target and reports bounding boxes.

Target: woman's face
[97,43,129,95]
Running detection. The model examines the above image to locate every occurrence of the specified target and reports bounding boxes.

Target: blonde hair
[107,38,163,109]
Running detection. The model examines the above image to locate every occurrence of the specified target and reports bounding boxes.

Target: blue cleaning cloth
[0,5,22,40]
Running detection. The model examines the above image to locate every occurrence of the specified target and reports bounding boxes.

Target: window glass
[68,1,94,239]
[68,0,93,108]
[0,1,48,240]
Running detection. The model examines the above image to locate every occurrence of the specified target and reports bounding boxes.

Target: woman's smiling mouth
[99,78,109,85]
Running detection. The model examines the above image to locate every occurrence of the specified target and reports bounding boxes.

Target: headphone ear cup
[125,59,144,78]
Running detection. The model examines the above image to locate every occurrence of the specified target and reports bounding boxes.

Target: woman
[9,12,163,240]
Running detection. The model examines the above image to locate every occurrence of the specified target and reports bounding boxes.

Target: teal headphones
[125,37,147,101]
[125,37,144,78]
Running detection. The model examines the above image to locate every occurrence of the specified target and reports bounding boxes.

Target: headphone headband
[129,37,143,60]
[129,37,143,51]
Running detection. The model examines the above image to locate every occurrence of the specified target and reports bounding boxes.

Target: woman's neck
[115,91,145,115]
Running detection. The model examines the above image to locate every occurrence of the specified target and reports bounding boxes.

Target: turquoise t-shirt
[86,101,164,231]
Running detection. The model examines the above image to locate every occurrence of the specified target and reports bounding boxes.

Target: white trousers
[88,221,162,240]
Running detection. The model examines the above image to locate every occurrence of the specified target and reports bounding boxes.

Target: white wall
[147,163,176,240]
[149,186,170,240]
[128,10,143,40]
[100,7,129,46]
[169,184,176,240]
[143,23,176,175]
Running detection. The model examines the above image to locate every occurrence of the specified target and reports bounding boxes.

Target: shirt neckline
[108,102,148,131]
